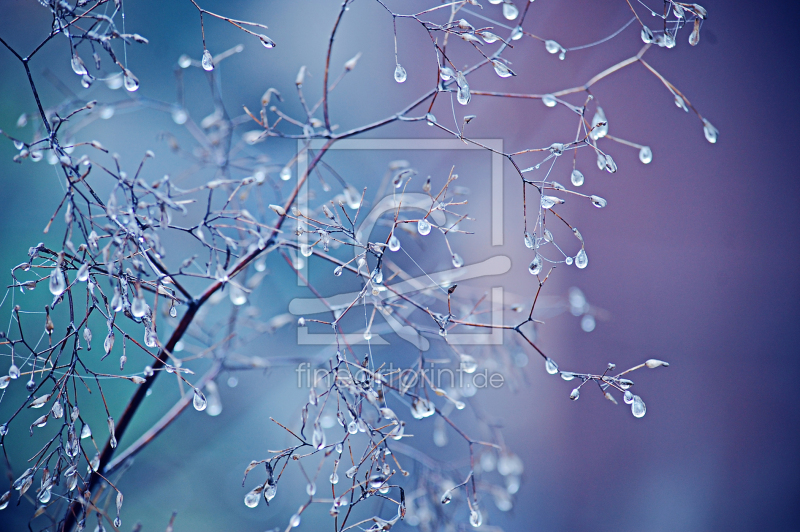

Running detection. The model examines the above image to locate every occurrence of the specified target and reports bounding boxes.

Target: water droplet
[345,465,358,478]
[306,482,316,496]
[560,372,575,381]
[417,218,431,236]
[452,254,464,268]
[201,49,214,71]
[565,256,574,266]
[569,169,585,187]
[193,389,207,411]
[394,63,407,83]
[169,305,178,318]
[460,354,478,373]
[502,1,519,20]
[631,395,646,418]
[545,40,561,54]
[131,295,147,318]
[542,94,557,108]
[623,390,634,404]
[244,486,262,508]
[76,262,90,282]
[259,35,275,48]
[590,195,607,208]
[580,314,596,332]
[8,365,19,379]
[333,266,343,277]
[528,255,543,275]
[570,388,580,400]
[71,54,88,76]
[104,332,115,355]
[492,60,514,78]
[440,66,454,80]
[289,513,301,527]
[81,424,92,439]
[575,249,588,269]
[540,195,562,209]
[511,25,523,40]
[469,508,483,527]
[641,26,654,43]
[388,235,400,251]
[457,86,471,105]
[300,244,313,258]
[347,421,357,434]
[591,107,608,139]
[524,231,535,249]
[0,376,8,389]
[703,119,718,143]
[545,358,558,374]
[639,146,653,164]
[171,106,188,125]
[123,70,139,92]
[411,398,435,419]
[265,483,277,502]
[49,268,66,296]
[280,166,291,181]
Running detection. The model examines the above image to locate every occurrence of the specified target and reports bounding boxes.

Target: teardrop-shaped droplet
[440,66,454,80]
[123,70,139,92]
[81,424,92,439]
[329,472,339,484]
[590,195,607,208]
[394,64,407,83]
[244,486,262,508]
[201,49,214,71]
[104,332,114,355]
[604,154,617,173]
[492,61,514,78]
[388,235,400,251]
[623,390,634,404]
[169,305,178,318]
[417,218,431,236]
[289,514,301,527]
[702,119,718,144]
[511,25,523,40]
[279,166,291,181]
[345,465,358,479]
[71,54,88,76]
[171,107,188,125]
[528,255,542,275]
[591,107,608,139]
[131,295,147,318]
[193,389,207,411]
[49,268,66,296]
[575,249,588,269]
[460,354,478,373]
[260,35,276,48]
[451,254,464,268]
[639,146,653,164]
[524,231,535,249]
[8,365,19,379]
[569,388,580,400]
[545,40,560,54]
[300,244,313,257]
[631,395,646,418]
[545,358,558,375]
[229,285,247,306]
[469,508,483,527]
[570,168,584,187]
[540,195,561,209]
[457,86,471,105]
[502,1,519,20]
[76,262,90,282]
[641,26,654,43]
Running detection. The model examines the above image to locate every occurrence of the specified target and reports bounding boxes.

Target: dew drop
[0,376,8,389]
[171,107,188,125]
[300,244,313,257]
[49,268,66,296]
[244,486,262,508]
[289,513,301,527]
[545,40,561,54]
[417,218,431,236]
[540,195,561,209]
[76,262,90,282]
[492,60,514,78]
[560,371,575,381]
[457,86,471,106]
[201,49,214,71]
[580,314,596,332]
[280,166,291,181]
[641,26,654,43]
[169,305,178,318]
[528,255,542,275]
[440,66,454,80]
[469,508,483,527]
[524,231,535,249]
[8,365,19,379]
[388,235,400,251]
[71,54,88,76]
[460,354,478,373]
[545,358,558,375]
[565,257,573,265]
[703,119,718,144]
[591,107,608,139]
[329,472,339,484]
[81,424,92,439]
[590,195,607,208]
[542,94,557,108]
[511,25,523,40]
[394,64,407,83]
[570,388,580,400]
[131,295,147,318]
[570,168,584,187]
[631,395,646,418]
[452,254,464,268]
[575,249,588,269]
[623,390,634,404]
[123,70,139,92]
[193,389,207,411]
[333,266,343,276]
[639,146,653,164]
[502,1,519,20]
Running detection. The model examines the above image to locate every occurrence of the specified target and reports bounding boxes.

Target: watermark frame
[290,138,507,348]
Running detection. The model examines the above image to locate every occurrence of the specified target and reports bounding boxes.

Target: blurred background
[0,0,798,531]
